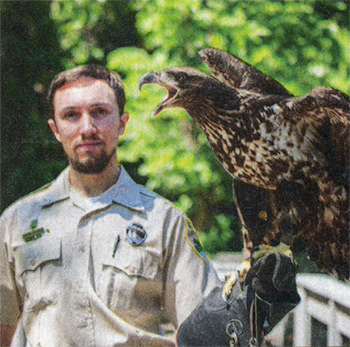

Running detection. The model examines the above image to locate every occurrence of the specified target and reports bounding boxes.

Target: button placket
[70,215,95,345]
[74,217,92,278]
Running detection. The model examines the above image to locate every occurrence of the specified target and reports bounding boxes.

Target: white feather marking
[271,104,282,114]
[286,101,294,109]
[207,132,217,144]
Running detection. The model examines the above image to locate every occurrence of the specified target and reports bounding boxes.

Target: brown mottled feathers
[139,48,350,279]
[199,48,293,97]
[197,50,349,279]
[199,48,294,251]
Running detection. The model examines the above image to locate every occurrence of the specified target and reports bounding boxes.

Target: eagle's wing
[286,87,349,188]
[198,48,292,96]
[308,87,349,184]
[276,87,349,278]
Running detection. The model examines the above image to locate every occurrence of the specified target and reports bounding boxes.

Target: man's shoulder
[1,182,54,220]
[137,185,185,219]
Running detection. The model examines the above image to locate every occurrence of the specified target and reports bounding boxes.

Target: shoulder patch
[184,219,208,263]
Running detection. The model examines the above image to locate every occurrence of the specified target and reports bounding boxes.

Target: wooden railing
[293,274,350,347]
[263,273,350,347]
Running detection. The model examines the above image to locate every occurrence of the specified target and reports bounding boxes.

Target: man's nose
[80,114,97,136]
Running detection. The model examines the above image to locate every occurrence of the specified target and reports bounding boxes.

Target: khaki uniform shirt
[0,167,221,347]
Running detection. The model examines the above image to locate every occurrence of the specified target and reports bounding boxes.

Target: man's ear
[48,118,62,142]
[119,113,129,136]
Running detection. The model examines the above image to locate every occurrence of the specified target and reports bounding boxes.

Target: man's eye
[93,108,108,117]
[64,112,78,119]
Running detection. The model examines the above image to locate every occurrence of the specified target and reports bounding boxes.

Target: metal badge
[126,223,147,246]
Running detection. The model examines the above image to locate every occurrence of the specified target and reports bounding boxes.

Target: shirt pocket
[99,241,162,315]
[14,237,62,303]
[102,241,159,280]
[15,236,61,277]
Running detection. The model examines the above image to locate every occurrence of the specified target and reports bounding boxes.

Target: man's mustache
[74,136,104,149]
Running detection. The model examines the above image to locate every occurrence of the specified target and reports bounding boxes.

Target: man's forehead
[57,77,107,91]
[54,78,117,108]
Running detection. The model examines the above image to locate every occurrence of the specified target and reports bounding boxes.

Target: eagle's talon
[222,273,238,303]
[237,260,251,281]
[222,260,251,302]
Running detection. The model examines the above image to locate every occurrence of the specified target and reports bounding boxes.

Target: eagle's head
[139,67,240,117]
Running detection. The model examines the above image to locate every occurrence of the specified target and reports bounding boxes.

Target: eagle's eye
[174,73,186,82]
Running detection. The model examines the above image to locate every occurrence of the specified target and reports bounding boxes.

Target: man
[1,65,299,347]
[0,65,221,346]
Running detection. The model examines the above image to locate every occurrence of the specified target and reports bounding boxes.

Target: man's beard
[69,148,116,174]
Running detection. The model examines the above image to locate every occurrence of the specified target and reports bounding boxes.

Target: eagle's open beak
[138,72,160,92]
[139,71,178,117]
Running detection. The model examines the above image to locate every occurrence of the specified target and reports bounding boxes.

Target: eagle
[139,48,350,280]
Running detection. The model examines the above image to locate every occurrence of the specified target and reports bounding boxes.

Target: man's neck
[68,160,121,198]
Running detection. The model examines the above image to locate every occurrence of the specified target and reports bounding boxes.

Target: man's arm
[0,214,22,346]
[0,325,16,347]
[162,213,221,327]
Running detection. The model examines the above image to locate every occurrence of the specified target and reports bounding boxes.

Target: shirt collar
[40,167,70,208]
[111,166,145,212]
[40,166,145,212]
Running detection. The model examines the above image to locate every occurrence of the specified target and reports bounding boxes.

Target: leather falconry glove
[176,251,300,347]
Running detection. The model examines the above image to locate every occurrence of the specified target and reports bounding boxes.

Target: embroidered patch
[23,228,46,243]
[126,223,147,246]
[23,219,49,243]
[185,219,207,263]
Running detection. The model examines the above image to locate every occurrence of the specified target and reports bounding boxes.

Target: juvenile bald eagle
[139,48,350,280]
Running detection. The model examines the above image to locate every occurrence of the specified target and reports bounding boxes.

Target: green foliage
[107,47,235,246]
[106,0,349,252]
[131,0,349,95]
[50,0,140,67]
[200,214,242,254]
[2,0,349,253]
[1,1,65,210]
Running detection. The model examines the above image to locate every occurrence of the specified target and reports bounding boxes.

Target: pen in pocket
[112,235,120,258]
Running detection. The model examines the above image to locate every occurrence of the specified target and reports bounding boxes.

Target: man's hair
[47,65,125,118]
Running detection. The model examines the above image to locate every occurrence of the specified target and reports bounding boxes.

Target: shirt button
[78,245,86,253]
[30,259,36,267]
[126,266,137,274]
[79,320,88,328]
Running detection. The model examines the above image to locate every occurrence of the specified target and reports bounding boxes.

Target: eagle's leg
[223,181,283,300]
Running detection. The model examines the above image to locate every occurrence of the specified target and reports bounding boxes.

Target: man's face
[49,78,129,174]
